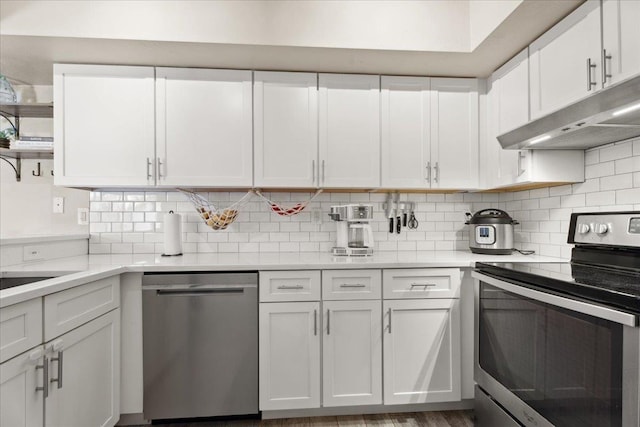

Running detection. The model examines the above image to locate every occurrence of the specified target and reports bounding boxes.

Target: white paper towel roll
[163,211,183,256]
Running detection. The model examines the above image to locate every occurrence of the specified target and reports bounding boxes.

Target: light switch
[53,197,64,213]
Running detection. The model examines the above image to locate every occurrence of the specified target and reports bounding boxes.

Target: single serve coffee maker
[328,204,375,256]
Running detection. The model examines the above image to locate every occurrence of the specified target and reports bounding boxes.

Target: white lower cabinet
[382,298,461,405]
[45,309,120,427]
[0,346,45,427]
[259,302,321,410]
[322,300,382,407]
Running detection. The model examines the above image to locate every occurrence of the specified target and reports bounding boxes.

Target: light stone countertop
[0,250,565,308]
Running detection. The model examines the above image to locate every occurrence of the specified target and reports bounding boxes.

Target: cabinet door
[259,302,320,410]
[45,309,120,427]
[156,68,253,187]
[319,74,380,188]
[53,64,155,187]
[602,0,640,86]
[322,300,382,407]
[495,50,530,186]
[529,0,602,119]
[254,72,318,188]
[383,299,460,405]
[430,78,479,189]
[0,346,44,427]
[381,76,431,189]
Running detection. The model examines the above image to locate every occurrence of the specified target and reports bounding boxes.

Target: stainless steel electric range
[473,211,640,427]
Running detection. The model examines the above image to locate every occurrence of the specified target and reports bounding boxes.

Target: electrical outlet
[77,208,89,225]
[53,197,64,213]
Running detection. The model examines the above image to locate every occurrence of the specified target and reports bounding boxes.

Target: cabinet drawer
[383,269,460,299]
[322,269,381,300]
[0,299,42,364]
[44,275,120,341]
[259,271,321,302]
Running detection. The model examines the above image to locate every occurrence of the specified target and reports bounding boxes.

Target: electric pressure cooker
[465,209,518,254]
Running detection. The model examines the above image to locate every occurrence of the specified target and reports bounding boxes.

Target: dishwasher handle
[155,288,246,296]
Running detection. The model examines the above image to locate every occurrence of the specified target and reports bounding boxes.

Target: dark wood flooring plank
[442,410,473,427]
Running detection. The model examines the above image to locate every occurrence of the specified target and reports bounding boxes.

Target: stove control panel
[571,212,640,247]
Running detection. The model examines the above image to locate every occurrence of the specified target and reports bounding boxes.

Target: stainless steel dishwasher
[142,272,258,421]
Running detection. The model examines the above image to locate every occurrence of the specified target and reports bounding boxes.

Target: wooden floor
[140,410,474,426]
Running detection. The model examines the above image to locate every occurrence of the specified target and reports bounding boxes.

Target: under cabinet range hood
[498,74,640,150]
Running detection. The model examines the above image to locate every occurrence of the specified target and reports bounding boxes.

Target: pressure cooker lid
[465,209,517,225]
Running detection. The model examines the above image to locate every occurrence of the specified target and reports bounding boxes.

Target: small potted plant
[0,127,15,148]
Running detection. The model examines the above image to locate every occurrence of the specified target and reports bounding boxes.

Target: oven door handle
[472,271,637,327]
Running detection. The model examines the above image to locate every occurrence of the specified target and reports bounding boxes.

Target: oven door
[473,272,640,427]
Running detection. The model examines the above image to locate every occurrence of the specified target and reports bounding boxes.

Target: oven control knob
[577,223,590,234]
[594,223,609,235]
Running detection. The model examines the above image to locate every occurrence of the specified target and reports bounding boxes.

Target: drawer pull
[339,284,366,288]
[411,283,437,288]
[277,285,304,290]
[387,308,392,334]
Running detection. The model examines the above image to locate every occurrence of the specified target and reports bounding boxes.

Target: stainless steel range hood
[498,74,640,150]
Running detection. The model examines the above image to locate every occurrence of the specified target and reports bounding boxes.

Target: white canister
[162,211,183,256]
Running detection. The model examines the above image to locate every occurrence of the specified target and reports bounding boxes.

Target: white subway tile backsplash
[586,191,616,206]
[585,161,615,179]
[616,188,640,204]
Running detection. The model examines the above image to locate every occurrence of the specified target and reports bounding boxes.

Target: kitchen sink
[0,276,54,290]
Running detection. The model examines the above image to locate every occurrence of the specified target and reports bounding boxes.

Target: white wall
[0,85,89,238]
[0,1,471,52]
[469,0,522,50]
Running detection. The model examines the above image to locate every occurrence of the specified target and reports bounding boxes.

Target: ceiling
[0,0,583,85]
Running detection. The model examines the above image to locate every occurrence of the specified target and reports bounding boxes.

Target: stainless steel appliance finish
[474,385,520,427]
[473,211,640,427]
[329,204,375,256]
[498,74,640,150]
[465,209,518,255]
[142,272,258,421]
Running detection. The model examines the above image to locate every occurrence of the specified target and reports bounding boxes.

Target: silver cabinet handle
[587,58,597,91]
[50,350,63,389]
[314,309,317,336]
[36,355,49,399]
[156,288,244,296]
[517,151,527,176]
[146,157,153,180]
[602,49,612,85]
[426,161,431,183]
[322,160,325,184]
[387,308,392,334]
[327,309,330,335]
[339,284,366,288]
[411,283,437,288]
[312,159,315,184]
[277,285,304,290]
[433,162,439,183]
[157,158,163,179]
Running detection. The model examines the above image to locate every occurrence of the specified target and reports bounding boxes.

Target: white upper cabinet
[381,76,431,189]
[382,76,478,190]
[430,78,479,189]
[602,0,640,87]
[529,0,602,119]
[54,64,155,187]
[254,72,318,188]
[484,51,585,190]
[319,74,380,188]
[156,68,253,187]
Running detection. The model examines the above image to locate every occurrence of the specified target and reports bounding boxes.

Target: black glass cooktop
[475,261,640,315]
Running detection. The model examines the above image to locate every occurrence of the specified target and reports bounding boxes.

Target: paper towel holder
[161,210,183,257]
